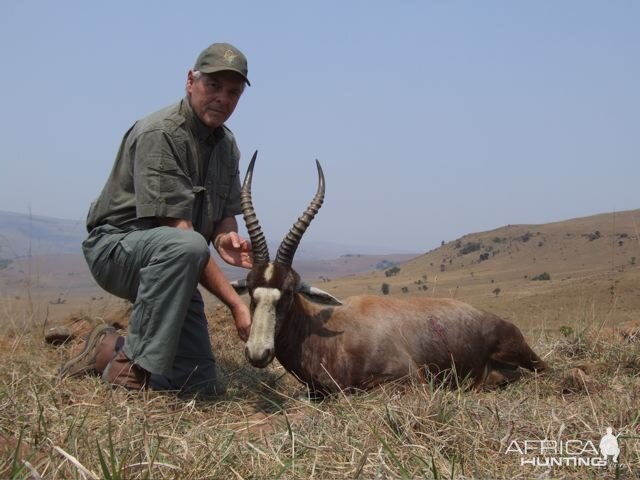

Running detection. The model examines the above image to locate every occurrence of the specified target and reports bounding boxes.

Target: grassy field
[1,292,639,479]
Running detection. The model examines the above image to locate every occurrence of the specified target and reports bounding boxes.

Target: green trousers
[82,225,222,395]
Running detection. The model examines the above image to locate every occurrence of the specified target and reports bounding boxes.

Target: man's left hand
[215,232,253,268]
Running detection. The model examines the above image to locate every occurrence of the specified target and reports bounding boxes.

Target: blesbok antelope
[233,152,546,395]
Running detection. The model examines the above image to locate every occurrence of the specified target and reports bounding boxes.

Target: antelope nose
[245,346,275,368]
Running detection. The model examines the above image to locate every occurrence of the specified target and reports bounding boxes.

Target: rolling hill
[324,209,640,330]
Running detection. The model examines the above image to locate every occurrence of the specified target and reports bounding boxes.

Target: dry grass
[1,294,639,480]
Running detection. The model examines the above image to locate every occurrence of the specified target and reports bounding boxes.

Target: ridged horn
[240,151,270,264]
[275,160,325,267]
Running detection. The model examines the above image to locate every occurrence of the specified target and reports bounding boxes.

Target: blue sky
[1,1,638,252]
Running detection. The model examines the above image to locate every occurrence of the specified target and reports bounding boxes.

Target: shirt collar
[181,97,225,145]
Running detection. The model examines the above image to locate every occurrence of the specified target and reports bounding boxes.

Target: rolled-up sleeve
[133,130,194,220]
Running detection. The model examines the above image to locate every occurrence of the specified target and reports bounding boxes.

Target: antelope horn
[275,160,325,267]
[240,151,270,264]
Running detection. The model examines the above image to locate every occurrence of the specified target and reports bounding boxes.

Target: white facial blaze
[246,287,281,361]
[263,263,275,282]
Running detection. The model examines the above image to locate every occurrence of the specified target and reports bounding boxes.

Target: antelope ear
[298,282,343,306]
[230,278,248,295]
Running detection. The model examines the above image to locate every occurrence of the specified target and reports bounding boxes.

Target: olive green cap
[194,43,250,86]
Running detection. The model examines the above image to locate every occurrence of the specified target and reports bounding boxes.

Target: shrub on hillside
[531,272,551,281]
[460,242,481,255]
[375,260,396,270]
[584,231,601,241]
[384,266,401,277]
[516,232,533,242]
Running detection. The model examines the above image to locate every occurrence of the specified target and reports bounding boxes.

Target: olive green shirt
[86,98,242,243]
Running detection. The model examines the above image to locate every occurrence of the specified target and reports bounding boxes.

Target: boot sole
[59,324,116,378]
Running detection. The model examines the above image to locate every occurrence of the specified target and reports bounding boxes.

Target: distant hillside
[326,209,640,329]
[396,209,638,276]
[0,211,417,261]
[0,211,86,257]
[401,208,639,281]
[0,211,416,300]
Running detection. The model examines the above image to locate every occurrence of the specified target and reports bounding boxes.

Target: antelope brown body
[234,152,546,394]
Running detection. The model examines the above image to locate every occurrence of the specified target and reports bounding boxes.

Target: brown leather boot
[102,350,149,390]
[59,324,123,378]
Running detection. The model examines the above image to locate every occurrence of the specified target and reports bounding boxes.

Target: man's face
[187,70,245,130]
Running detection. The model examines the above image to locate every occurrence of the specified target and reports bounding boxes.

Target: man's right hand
[215,232,253,269]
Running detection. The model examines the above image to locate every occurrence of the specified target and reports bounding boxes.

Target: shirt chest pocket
[207,180,230,223]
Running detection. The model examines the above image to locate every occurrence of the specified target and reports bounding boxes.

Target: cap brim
[199,66,251,86]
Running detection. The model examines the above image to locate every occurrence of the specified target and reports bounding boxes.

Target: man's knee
[163,228,210,267]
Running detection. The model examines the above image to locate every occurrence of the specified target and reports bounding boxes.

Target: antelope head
[233,152,341,368]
